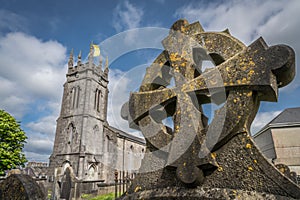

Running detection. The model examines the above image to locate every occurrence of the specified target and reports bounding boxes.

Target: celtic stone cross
[121,19,300,199]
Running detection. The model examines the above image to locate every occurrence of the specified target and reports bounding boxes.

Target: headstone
[120,19,300,199]
[60,168,72,200]
[0,174,46,200]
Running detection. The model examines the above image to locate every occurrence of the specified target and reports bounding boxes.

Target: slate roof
[268,107,300,125]
[106,125,145,145]
[254,107,300,137]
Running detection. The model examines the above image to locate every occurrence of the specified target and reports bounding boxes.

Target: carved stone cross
[121,19,300,199]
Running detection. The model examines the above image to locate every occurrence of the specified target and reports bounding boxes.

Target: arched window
[105,135,110,153]
[62,161,71,173]
[70,86,80,109]
[94,89,102,112]
[76,86,80,108]
[71,87,76,109]
[87,165,96,180]
[67,123,76,152]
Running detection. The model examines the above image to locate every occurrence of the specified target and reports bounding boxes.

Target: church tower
[49,45,110,181]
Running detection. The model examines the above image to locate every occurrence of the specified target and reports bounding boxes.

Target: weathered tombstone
[0,174,46,200]
[60,167,72,200]
[120,19,300,199]
[52,166,79,200]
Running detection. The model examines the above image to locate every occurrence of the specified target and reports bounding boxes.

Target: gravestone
[60,167,72,200]
[0,174,46,200]
[120,19,300,199]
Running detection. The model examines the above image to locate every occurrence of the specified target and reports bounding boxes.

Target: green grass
[82,192,118,200]
[89,193,115,200]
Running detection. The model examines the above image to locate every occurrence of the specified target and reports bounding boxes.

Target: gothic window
[71,86,80,109]
[76,86,80,108]
[105,135,110,153]
[67,123,76,152]
[71,87,76,109]
[94,89,102,112]
[94,89,97,109]
[87,165,96,180]
[62,161,71,173]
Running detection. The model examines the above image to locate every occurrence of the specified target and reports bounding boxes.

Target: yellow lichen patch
[134,186,142,192]
[246,143,252,149]
[211,152,217,159]
[248,166,253,171]
[249,60,255,67]
[248,69,255,75]
[246,91,253,97]
[180,26,187,33]
[169,53,180,62]
[241,77,247,84]
[279,168,285,173]
[217,166,223,172]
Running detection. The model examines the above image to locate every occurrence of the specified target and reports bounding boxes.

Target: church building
[48,45,145,198]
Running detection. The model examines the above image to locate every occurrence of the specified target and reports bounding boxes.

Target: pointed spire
[104,56,109,74]
[88,42,93,65]
[98,46,103,69]
[99,56,103,69]
[77,50,82,66]
[68,49,74,68]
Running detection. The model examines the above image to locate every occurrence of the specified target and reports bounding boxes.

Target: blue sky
[0,0,300,162]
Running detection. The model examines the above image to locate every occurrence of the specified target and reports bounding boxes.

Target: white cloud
[26,115,57,137]
[251,110,282,135]
[113,1,144,32]
[25,151,52,162]
[0,29,67,162]
[175,0,286,43]
[255,1,300,91]
[0,32,67,118]
[112,1,144,45]
[107,66,146,137]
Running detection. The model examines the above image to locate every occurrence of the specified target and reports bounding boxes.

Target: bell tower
[49,44,110,180]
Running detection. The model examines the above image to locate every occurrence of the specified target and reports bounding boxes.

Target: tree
[0,110,27,176]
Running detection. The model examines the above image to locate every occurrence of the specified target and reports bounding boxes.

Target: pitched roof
[105,125,145,145]
[268,107,300,125]
[254,107,300,137]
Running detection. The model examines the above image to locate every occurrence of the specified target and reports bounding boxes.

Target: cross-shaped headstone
[121,19,295,186]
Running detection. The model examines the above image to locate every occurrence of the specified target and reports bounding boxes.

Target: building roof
[268,107,300,125]
[105,125,146,145]
[254,107,300,137]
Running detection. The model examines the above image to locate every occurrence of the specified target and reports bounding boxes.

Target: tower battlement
[67,46,109,81]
